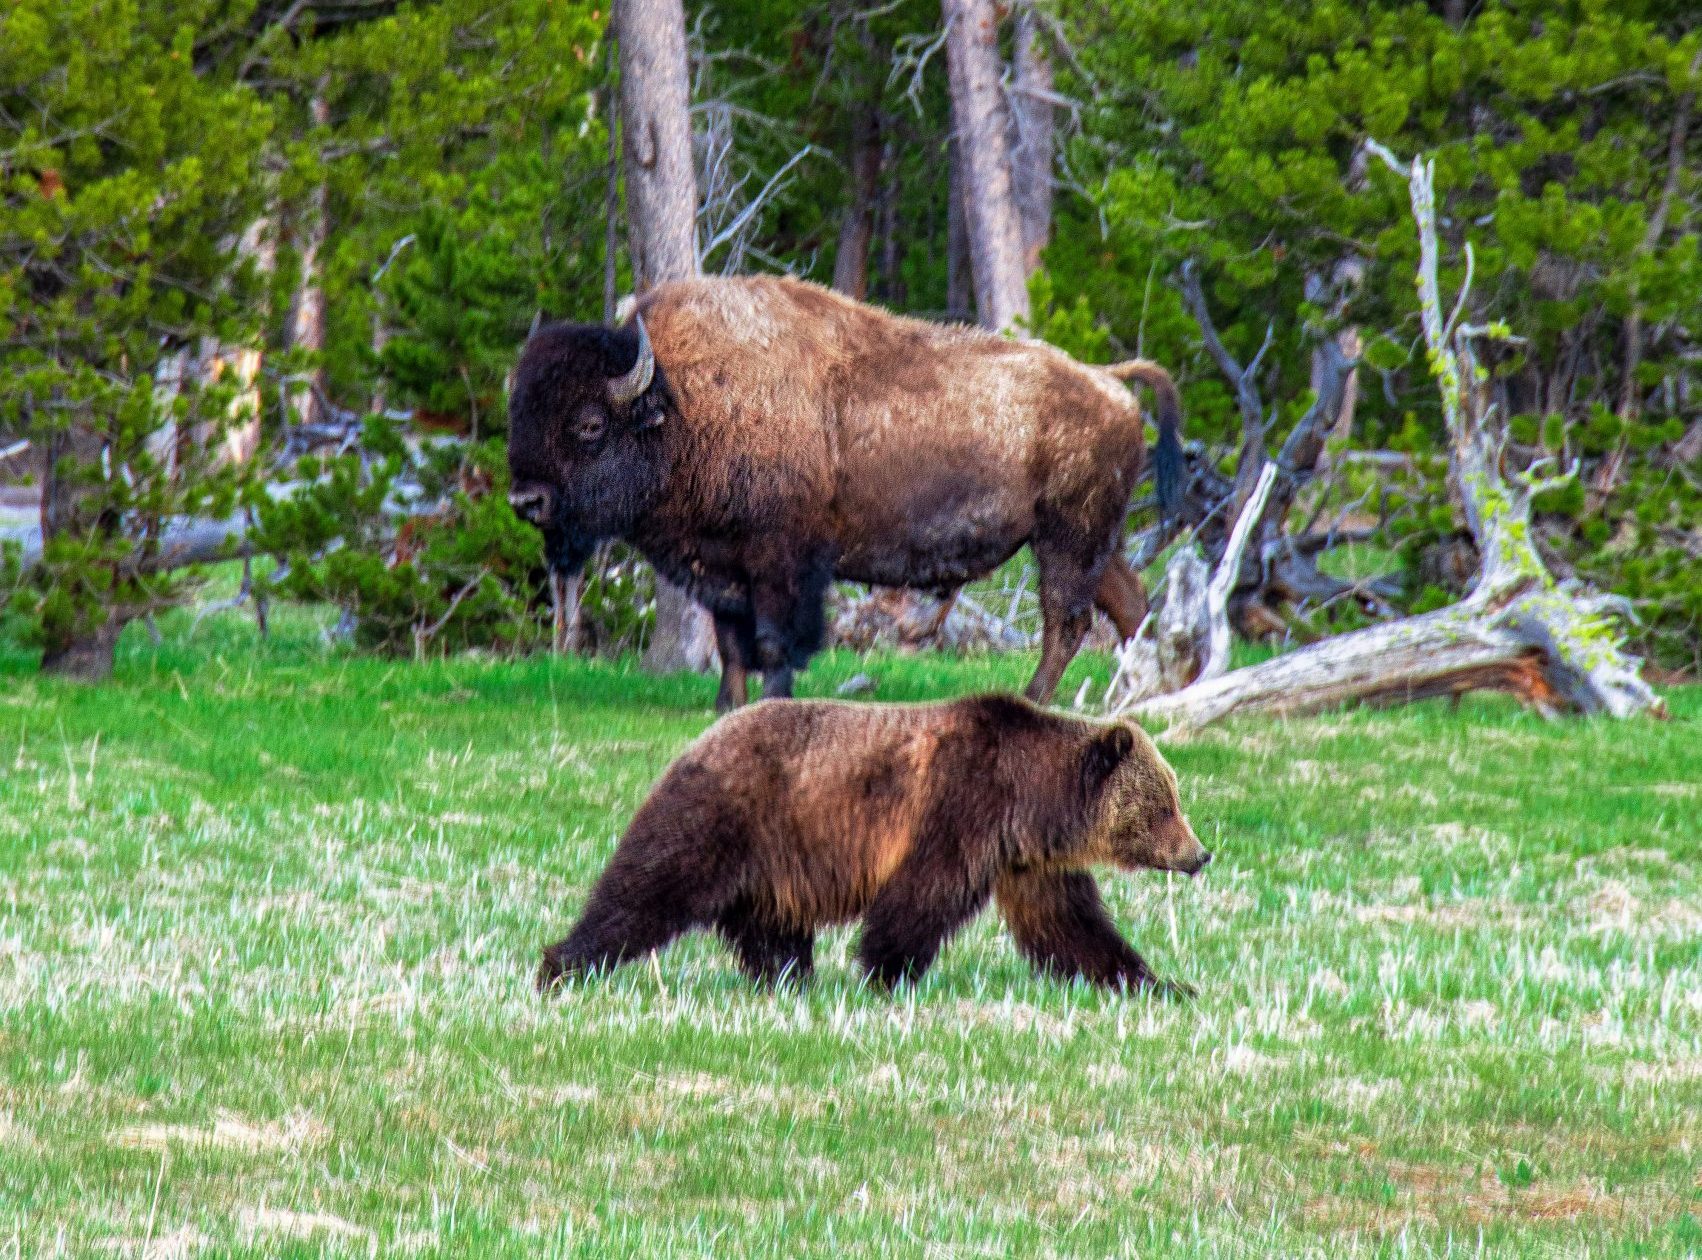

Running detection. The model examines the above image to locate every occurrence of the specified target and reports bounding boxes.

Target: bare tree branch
[1108,149,1665,725]
[888,23,951,119]
[413,567,490,659]
[699,143,823,268]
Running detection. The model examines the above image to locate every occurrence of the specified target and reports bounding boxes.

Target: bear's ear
[1082,724,1136,795]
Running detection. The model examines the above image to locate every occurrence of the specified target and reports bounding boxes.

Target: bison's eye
[571,404,607,445]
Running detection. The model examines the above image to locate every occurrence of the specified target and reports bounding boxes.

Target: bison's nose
[508,484,554,526]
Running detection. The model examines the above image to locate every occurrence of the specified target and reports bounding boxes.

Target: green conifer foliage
[1044,0,1700,666]
[1,0,273,675]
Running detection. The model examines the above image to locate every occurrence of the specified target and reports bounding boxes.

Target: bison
[506,275,1181,711]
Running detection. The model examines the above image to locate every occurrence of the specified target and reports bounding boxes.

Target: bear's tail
[1106,360,1183,525]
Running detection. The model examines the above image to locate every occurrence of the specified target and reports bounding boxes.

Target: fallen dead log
[1130,584,1569,724]
[1,473,441,576]
[1107,147,1665,726]
[3,512,250,574]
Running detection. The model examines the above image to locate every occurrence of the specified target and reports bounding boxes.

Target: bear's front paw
[1149,977,1196,1001]
[536,949,572,995]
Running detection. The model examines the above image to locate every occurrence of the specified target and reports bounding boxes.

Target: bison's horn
[607,313,655,407]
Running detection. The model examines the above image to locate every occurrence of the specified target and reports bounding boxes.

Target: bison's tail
[1107,360,1184,524]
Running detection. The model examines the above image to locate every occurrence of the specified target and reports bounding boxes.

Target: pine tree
[1,0,272,676]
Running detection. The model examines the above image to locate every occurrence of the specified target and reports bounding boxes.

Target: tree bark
[369,309,389,416]
[617,0,697,288]
[1317,327,1361,453]
[616,0,716,674]
[193,216,274,466]
[832,100,882,299]
[1009,2,1053,273]
[943,0,1030,333]
[945,136,974,320]
[287,85,331,429]
[603,72,621,324]
[39,617,125,682]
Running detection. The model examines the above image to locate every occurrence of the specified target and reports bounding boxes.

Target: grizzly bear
[536,694,1209,995]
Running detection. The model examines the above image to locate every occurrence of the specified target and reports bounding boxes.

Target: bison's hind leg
[1094,554,1150,641]
[1026,552,1097,703]
[716,897,815,985]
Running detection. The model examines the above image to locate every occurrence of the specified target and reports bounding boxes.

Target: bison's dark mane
[511,322,674,437]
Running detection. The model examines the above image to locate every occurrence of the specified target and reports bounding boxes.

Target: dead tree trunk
[1319,327,1361,453]
[1109,149,1665,726]
[832,100,882,299]
[1009,1,1053,273]
[943,0,1029,333]
[1174,260,1395,633]
[287,85,331,429]
[945,135,974,321]
[194,217,274,466]
[1106,464,1277,708]
[616,0,716,674]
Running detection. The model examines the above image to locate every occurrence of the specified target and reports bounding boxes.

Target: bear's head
[1082,723,1210,875]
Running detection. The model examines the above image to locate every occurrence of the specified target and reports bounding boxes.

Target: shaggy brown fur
[507,276,1183,711]
[536,694,1209,994]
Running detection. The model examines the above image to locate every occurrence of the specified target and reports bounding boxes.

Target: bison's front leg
[746,540,834,699]
[761,665,794,700]
[709,606,791,709]
[749,578,796,673]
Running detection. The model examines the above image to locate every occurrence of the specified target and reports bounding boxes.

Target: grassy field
[1,601,1698,1258]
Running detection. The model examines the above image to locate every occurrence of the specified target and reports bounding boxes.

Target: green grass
[1,598,1699,1258]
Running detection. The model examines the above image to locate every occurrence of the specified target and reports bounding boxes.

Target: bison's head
[506,315,670,574]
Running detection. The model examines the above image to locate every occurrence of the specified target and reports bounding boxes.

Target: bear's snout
[1145,812,1210,876]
